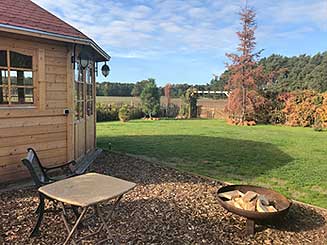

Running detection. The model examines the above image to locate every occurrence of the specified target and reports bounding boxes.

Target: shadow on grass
[97,135,294,181]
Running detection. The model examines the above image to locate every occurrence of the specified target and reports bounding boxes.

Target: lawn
[97,119,327,208]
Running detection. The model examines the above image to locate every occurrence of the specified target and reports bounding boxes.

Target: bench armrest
[44,160,77,174]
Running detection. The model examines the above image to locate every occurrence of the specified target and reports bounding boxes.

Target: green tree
[210,71,230,91]
[132,79,155,97]
[212,51,327,94]
[140,79,160,118]
[179,88,198,118]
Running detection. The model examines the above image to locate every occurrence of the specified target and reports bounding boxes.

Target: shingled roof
[0,0,88,39]
[0,0,110,61]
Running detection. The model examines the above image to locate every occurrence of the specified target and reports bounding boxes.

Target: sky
[33,0,327,86]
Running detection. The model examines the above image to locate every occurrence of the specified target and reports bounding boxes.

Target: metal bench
[21,148,89,237]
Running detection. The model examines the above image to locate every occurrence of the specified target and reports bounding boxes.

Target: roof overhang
[0,23,110,62]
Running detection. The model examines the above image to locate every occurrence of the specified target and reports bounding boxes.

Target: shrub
[96,103,119,122]
[159,104,180,118]
[118,104,130,122]
[269,109,286,125]
[313,115,323,131]
[96,103,144,122]
[225,88,269,124]
[282,90,327,128]
[129,106,144,120]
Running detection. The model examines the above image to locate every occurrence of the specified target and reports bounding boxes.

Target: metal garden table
[38,173,136,244]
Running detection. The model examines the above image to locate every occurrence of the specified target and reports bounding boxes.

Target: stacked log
[219,190,277,212]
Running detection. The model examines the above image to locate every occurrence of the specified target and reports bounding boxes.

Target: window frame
[86,62,94,117]
[74,61,85,121]
[0,48,35,107]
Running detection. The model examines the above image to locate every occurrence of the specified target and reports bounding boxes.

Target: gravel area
[1,151,327,244]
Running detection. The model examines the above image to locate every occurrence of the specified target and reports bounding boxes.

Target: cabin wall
[0,35,73,183]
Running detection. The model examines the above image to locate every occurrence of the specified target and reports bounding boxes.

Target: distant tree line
[96,82,135,97]
[96,80,210,97]
[211,52,327,93]
[96,51,327,98]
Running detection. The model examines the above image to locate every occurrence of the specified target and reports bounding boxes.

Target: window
[86,64,94,116]
[0,50,34,105]
[74,62,84,120]
[74,61,94,119]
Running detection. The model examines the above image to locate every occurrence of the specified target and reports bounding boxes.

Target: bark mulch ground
[1,151,327,244]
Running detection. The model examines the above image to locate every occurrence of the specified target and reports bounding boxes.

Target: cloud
[32,0,326,61]
[32,0,240,58]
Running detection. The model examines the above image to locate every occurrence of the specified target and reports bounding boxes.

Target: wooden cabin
[0,0,110,183]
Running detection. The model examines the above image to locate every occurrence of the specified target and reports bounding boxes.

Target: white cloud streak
[32,0,327,60]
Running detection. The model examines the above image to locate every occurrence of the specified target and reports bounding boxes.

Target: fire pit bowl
[217,185,292,235]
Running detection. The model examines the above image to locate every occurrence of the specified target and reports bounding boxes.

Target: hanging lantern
[101,62,110,77]
[79,50,89,69]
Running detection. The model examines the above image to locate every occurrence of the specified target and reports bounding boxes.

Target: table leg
[105,194,123,221]
[61,212,77,245]
[63,207,87,245]
[246,219,255,235]
[60,194,124,244]
[93,195,123,244]
[95,205,116,242]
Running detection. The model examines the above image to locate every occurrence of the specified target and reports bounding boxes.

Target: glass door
[74,61,86,160]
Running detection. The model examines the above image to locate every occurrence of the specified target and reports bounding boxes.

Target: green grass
[97,119,327,208]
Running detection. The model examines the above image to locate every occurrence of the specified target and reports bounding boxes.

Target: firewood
[218,190,244,200]
[256,199,269,212]
[258,195,269,206]
[242,191,258,203]
[267,205,277,212]
[243,200,256,211]
[226,200,234,206]
[230,199,242,209]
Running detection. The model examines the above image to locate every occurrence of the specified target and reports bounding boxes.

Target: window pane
[75,101,79,120]
[79,83,84,100]
[80,102,84,118]
[10,71,33,86]
[10,51,32,69]
[87,101,93,116]
[11,87,34,104]
[86,66,92,84]
[0,86,9,104]
[0,51,7,67]
[0,70,8,86]
[74,82,83,100]
[74,63,83,82]
[74,84,78,100]
[87,84,93,99]
[75,101,84,120]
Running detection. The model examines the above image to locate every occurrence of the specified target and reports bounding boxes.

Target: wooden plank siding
[0,35,73,183]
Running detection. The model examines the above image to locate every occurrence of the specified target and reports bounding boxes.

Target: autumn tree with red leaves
[225,3,267,124]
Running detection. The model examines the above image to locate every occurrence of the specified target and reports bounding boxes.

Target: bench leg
[35,201,41,214]
[30,194,45,237]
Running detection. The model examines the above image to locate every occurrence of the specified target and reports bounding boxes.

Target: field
[96,96,227,108]
[97,119,327,208]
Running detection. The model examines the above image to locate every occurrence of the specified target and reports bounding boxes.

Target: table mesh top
[39,173,136,207]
